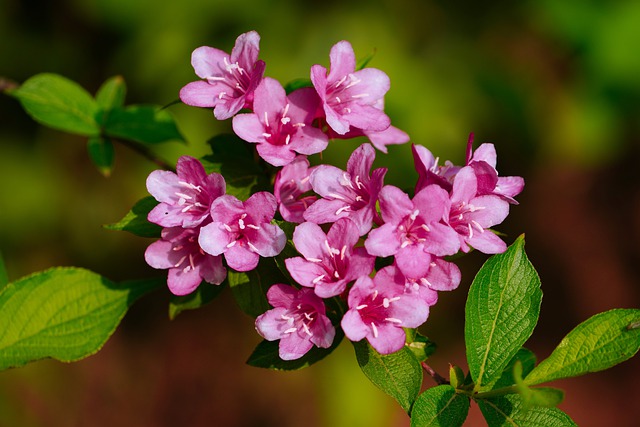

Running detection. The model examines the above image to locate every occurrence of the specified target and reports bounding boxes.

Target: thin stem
[113,137,175,172]
[421,362,448,386]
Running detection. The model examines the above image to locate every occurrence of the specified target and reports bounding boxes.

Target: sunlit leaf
[410,385,469,427]
[104,196,162,238]
[478,393,576,427]
[103,104,185,144]
[0,268,162,370]
[465,235,542,391]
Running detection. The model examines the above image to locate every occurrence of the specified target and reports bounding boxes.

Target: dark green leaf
[356,50,377,70]
[0,268,162,370]
[478,393,577,427]
[524,308,640,386]
[405,328,437,363]
[247,329,344,370]
[9,73,100,136]
[103,104,185,144]
[353,340,423,413]
[87,136,115,177]
[95,75,126,112]
[168,282,226,320]
[202,134,269,200]
[227,258,287,318]
[465,235,542,391]
[104,196,162,238]
[410,385,469,427]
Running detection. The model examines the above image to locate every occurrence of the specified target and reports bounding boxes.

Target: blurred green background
[1,0,640,425]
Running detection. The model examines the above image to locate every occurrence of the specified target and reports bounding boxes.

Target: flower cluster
[145,31,523,361]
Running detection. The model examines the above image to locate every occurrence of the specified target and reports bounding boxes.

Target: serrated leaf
[492,348,537,389]
[103,104,185,144]
[410,385,469,427]
[9,73,100,136]
[0,268,162,370]
[247,329,344,370]
[524,308,640,386]
[512,360,564,409]
[227,258,288,318]
[465,235,542,391]
[168,282,226,320]
[87,136,115,177]
[353,340,423,413]
[104,196,162,238]
[478,393,577,427]
[95,75,126,111]
[201,134,269,200]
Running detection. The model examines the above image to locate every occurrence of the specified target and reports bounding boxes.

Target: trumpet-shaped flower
[448,166,510,254]
[285,219,374,298]
[198,192,285,271]
[273,156,317,223]
[365,184,459,277]
[304,143,386,236]
[311,40,391,135]
[146,156,226,228]
[341,266,429,354]
[179,31,266,120]
[145,225,226,296]
[232,78,328,166]
[255,284,335,360]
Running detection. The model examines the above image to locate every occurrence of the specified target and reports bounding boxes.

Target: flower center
[355,290,403,338]
[449,201,485,238]
[327,73,369,115]
[174,181,208,215]
[281,303,317,337]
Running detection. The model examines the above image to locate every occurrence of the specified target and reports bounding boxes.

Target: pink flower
[447,166,510,254]
[255,284,335,360]
[304,143,386,236]
[232,78,328,166]
[311,41,391,135]
[412,144,460,194]
[146,156,226,228]
[145,225,226,296]
[179,31,266,120]
[464,134,524,204]
[364,184,459,277]
[399,257,461,306]
[341,266,429,354]
[273,156,317,223]
[198,192,286,271]
[285,219,374,298]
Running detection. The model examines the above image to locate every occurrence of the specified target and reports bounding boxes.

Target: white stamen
[264,111,269,127]
[372,290,379,301]
[400,240,411,248]
[335,206,350,215]
[207,76,226,82]
[324,240,333,255]
[335,96,342,103]
[350,93,369,99]
[247,241,259,253]
[238,218,245,229]
[174,255,187,268]
[181,205,193,213]
[304,312,313,321]
[307,257,322,263]
[327,192,346,201]
[340,245,347,260]
[383,298,391,308]
[356,304,368,310]
[312,274,325,284]
[218,91,226,99]
[302,323,312,336]
[281,314,292,320]
[223,224,232,232]
[345,75,361,88]
[421,224,431,232]
[471,220,484,233]
[172,245,183,251]
[226,241,236,248]
[175,192,192,200]
[420,277,433,288]
[285,134,291,145]
[333,270,340,279]
[371,322,378,338]
[335,75,348,87]
[262,132,272,138]
[284,327,298,334]
[385,317,403,324]
[409,209,420,221]
[468,223,474,239]
[246,224,260,230]
[293,122,306,128]
[355,196,363,202]
[282,103,290,118]
[189,254,196,270]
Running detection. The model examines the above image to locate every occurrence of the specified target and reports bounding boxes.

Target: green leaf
[465,235,542,391]
[524,308,640,386]
[478,394,577,427]
[168,282,226,320]
[492,348,537,389]
[247,329,344,370]
[9,73,100,136]
[227,258,287,318]
[512,361,564,409]
[0,268,162,370]
[449,365,466,390]
[405,329,437,363]
[104,196,162,238]
[103,105,185,144]
[87,136,115,177]
[0,251,8,291]
[410,385,469,427]
[353,340,423,413]
[356,50,377,70]
[95,75,126,112]
[202,134,269,200]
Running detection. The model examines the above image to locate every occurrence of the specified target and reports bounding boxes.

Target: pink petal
[167,267,204,296]
[292,222,328,260]
[232,113,267,143]
[191,46,229,79]
[224,242,260,271]
[327,41,356,82]
[198,222,234,256]
[179,81,224,107]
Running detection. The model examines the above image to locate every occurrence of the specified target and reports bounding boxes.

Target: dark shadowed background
[1,0,640,425]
